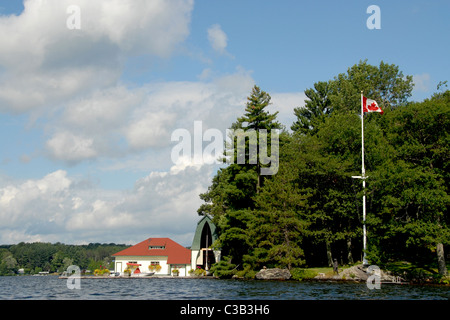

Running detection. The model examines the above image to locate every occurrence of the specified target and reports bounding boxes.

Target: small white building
[112,215,221,276]
[112,237,192,276]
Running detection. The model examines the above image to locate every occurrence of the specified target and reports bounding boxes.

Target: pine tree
[234,85,281,192]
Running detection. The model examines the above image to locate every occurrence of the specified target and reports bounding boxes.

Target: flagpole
[361,91,368,266]
[353,91,368,266]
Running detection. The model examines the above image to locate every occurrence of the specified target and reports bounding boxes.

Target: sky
[0,0,448,247]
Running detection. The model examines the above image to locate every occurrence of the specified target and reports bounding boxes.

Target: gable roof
[191,215,219,250]
[112,237,191,264]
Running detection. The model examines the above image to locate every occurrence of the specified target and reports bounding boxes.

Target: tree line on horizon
[198,60,449,280]
[0,242,130,275]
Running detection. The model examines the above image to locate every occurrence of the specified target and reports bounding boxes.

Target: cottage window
[148,246,165,250]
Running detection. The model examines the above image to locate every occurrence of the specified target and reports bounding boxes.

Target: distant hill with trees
[0,242,130,275]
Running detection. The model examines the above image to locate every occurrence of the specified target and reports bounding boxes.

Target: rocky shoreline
[255,265,410,284]
[313,264,411,284]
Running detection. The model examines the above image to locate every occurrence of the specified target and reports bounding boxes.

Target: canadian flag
[363,96,383,115]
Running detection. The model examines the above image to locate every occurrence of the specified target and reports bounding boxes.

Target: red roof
[112,238,191,265]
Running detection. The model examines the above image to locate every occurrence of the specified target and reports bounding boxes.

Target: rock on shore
[314,264,399,282]
[255,268,291,280]
[255,265,400,282]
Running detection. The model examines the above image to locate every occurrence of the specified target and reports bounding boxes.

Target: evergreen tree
[291,81,332,134]
[249,139,309,270]
[198,85,281,270]
[234,85,281,192]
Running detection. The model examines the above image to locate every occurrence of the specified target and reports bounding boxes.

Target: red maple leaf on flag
[363,96,383,115]
[368,102,378,111]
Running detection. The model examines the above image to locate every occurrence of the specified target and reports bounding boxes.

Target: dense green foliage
[200,61,449,279]
[0,242,129,275]
[2,61,447,282]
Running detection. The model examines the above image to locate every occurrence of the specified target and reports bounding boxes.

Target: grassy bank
[290,267,334,280]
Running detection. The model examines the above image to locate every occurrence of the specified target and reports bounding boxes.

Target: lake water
[0,276,448,300]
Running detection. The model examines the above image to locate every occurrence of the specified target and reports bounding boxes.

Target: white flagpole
[361,91,368,266]
[353,91,368,266]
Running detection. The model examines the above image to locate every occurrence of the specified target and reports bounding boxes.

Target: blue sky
[0,0,448,246]
[134,0,448,95]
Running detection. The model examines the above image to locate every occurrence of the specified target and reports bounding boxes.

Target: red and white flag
[363,96,383,115]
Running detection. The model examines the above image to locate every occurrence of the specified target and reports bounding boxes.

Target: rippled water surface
[0,276,448,300]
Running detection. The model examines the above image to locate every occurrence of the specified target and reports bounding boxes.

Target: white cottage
[112,216,221,276]
[112,237,192,276]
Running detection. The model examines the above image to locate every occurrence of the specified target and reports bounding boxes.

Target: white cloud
[270,92,306,130]
[198,68,212,80]
[0,67,119,113]
[126,111,177,150]
[207,24,228,54]
[0,170,71,229]
[62,86,141,133]
[0,0,255,169]
[0,0,194,113]
[0,164,212,246]
[46,132,98,163]
[41,68,254,165]
[413,73,431,92]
